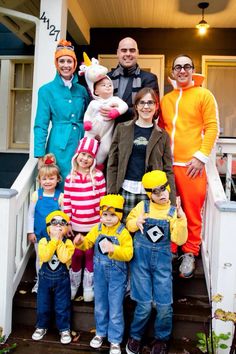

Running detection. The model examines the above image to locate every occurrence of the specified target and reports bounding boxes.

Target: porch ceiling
[0,0,235,45]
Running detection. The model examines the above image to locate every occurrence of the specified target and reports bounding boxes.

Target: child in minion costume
[32,211,75,345]
[125,170,187,354]
[74,194,133,354]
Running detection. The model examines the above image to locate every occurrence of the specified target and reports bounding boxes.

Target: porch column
[29,0,68,156]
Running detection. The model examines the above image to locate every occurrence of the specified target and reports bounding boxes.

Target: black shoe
[126,337,141,354]
[150,340,169,354]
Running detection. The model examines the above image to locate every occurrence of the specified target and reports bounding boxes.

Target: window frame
[0,55,34,153]
[202,55,236,138]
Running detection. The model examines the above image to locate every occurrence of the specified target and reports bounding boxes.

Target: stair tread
[12,253,210,344]
[14,280,210,318]
[9,325,201,353]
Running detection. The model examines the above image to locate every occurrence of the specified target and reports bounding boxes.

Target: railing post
[211,201,236,352]
[0,188,18,339]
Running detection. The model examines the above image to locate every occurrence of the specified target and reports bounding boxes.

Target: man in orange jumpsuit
[160,54,219,278]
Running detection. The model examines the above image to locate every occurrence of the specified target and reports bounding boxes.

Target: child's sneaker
[110,343,121,354]
[179,253,195,278]
[90,335,104,348]
[32,328,47,341]
[60,330,71,344]
[31,281,39,293]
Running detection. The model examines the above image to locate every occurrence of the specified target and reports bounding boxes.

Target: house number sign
[39,11,60,41]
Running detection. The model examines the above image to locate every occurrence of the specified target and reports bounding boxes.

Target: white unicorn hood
[79,52,110,99]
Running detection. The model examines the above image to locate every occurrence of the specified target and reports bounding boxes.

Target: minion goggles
[100,205,123,214]
[145,181,169,196]
[46,218,69,227]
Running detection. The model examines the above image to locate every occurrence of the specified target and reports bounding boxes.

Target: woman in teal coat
[34,39,89,187]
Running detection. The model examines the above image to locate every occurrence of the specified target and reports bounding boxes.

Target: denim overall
[34,188,61,242]
[93,223,128,344]
[36,240,71,332]
[130,200,175,342]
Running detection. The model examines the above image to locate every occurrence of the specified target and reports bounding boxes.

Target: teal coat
[34,73,89,183]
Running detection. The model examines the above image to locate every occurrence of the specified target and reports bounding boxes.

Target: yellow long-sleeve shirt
[126,200,187,246]
[160,74,219,165]
[75,222,133,262]
[38,237,75,268]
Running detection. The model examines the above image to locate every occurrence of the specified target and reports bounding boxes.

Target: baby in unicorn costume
[79,53,128,168]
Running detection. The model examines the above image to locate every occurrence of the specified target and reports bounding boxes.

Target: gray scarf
[110,64,142,104]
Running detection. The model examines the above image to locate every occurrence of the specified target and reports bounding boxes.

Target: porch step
[173,256,209,298]
[8,325,202,353]
[13,280,210,339]
[11,254,209,353]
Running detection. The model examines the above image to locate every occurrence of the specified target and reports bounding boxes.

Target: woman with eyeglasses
[107,87,176,222]
[34,39,89,187]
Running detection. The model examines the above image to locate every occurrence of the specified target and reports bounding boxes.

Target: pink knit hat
[75,137,99,158]
[70,137,100,186]
[71,137,99,173]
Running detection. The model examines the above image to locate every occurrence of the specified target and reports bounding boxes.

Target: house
[1,1,236,352]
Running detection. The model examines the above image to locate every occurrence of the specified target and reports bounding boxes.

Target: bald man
[106,37,159,123]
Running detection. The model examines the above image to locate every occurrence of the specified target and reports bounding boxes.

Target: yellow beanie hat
[142,170,170,198]
[100,194,124,221]
[54,39,77,73]
[46,210,70,234]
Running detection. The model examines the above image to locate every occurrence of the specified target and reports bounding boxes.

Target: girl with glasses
[107,87,176,222]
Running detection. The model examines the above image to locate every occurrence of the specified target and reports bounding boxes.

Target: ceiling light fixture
[196,2,210,35]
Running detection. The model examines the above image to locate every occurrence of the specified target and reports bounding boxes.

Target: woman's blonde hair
[133,87,159,121]
[37,153,61,183]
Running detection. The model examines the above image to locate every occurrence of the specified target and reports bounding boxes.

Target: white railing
[0,157,37,339]
[202,138,236,353]
[216,138,236,200]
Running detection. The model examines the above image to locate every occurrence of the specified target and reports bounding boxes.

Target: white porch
[0,139,236,354]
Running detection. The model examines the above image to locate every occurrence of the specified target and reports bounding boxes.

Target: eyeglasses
[47,218,68,226]
[145,181,169,196]
[100,206,123,213]
[137,100,156,108]
[56,45,74,51]
[173,64,194,72]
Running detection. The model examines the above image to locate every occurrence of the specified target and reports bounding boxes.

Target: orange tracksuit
[160,74,219,255]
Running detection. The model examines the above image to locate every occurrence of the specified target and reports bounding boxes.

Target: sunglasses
[100,206,123,214]
[145,181,169,196]
[47,218,68,226]
[56,45,74,51]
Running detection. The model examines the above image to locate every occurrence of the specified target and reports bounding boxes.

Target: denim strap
[167,206,176,218]
[144,199,150,214]
[116,223,125,235]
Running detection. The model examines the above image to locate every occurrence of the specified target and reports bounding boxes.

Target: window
[202,56,236,137]
[10,60,33,149]
[0,56,33,152]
